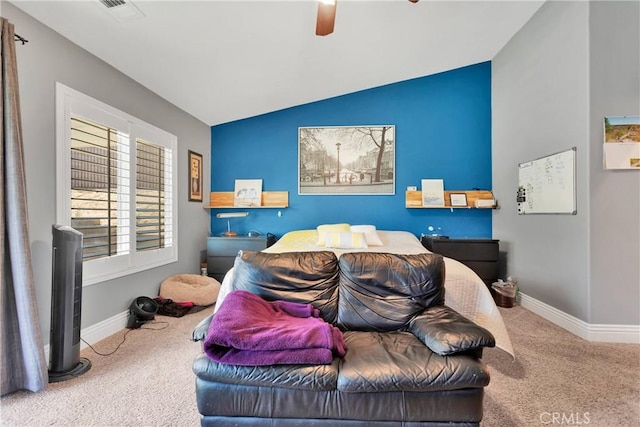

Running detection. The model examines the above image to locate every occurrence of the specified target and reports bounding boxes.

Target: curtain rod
[14,34,28,45]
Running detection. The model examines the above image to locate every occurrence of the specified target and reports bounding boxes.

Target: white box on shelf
[475,199,496,208]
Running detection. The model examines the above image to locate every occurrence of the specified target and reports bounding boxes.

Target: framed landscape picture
[298,125,395,195]
[603,116,640,169]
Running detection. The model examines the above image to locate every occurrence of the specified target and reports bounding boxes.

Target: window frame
[56,83,178,286]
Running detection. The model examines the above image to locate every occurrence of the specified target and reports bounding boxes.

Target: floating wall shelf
[205,191,289,209]
[405,190,497,209]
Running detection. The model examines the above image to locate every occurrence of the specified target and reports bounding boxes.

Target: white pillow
[350,225,383,246]
[316,223,351,246]
[324,231,368,249]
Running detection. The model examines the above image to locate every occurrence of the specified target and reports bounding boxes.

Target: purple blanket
[204,290,347,366]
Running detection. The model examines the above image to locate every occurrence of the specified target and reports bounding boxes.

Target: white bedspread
[215,230,514,357]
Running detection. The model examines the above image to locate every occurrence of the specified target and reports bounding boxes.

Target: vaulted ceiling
[10,0,545,126]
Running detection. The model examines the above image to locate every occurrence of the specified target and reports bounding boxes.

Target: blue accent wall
[210,62,492,239]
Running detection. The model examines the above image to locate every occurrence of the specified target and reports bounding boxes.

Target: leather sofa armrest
[191,313,213,342]
[409,305,495,356]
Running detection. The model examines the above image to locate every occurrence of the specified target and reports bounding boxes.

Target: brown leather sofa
[192,250,495,426]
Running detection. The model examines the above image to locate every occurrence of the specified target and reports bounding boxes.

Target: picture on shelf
[450,193,468,207]
[234,179,262,207]
[421,179,445,207]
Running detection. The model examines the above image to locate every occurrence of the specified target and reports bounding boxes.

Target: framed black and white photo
[450,193,468,207]
[298,125,395,195]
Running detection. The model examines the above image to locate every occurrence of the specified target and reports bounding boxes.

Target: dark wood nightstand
[421,236,500,288]
[206,234,276,282]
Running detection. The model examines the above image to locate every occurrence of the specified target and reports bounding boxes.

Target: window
[57,83,177,286]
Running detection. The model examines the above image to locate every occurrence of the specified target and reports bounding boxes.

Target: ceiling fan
[316,0,419,36]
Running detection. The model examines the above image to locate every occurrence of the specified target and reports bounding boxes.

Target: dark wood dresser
[206,234,276,282]
[421,236,500,288]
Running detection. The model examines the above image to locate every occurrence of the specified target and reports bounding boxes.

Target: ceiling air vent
[100,0,127,8]
[98,0,145,22]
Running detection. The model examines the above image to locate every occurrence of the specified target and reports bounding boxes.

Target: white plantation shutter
[57,83,177,286]
[70,117,131,261]
[135,139,173,252]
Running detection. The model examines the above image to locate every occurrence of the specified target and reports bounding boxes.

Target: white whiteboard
[517,147,576,215]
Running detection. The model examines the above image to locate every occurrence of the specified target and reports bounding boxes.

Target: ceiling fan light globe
[316,0,337,36]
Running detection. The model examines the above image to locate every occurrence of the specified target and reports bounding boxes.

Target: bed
[215,228,514,357]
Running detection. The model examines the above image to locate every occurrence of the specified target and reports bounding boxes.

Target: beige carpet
[1,305,639,426]
[483,306,640,426]
[1,308,211,427]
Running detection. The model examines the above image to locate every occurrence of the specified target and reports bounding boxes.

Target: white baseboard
[519,293,640,344]
[79,310,129,349]
[44,310,129,359]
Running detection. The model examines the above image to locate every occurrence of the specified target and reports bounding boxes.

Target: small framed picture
[450,193,467,207]
[188,150,203,202]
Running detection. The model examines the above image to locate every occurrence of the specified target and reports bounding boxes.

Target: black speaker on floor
[48,225,91,383]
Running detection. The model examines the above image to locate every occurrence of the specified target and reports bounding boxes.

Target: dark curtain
[1,17,48,394]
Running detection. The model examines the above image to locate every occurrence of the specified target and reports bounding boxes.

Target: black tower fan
[48,225,91,382]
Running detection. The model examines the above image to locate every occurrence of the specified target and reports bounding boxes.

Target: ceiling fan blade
[316,0,337,36]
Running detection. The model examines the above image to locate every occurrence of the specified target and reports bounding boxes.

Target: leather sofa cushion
[337,331,490,393]
[337,252,445,331]
[196,381,485,423]
[410,305,495,355]
[231,250,340,323]
[192,353,339,391]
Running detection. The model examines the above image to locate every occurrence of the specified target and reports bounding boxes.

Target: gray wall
[4,2,212,344]
[588,1,640,325]
[493,0,640,325]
